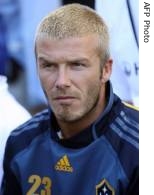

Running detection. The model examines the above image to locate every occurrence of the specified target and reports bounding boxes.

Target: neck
[57,86,107,139]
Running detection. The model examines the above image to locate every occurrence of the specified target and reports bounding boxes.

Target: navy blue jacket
[0,82,139,195]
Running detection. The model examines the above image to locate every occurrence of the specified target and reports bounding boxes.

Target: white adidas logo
[55,155,73,172]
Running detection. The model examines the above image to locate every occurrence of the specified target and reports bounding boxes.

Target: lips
[53,96,76,104]
[54,96,75,100]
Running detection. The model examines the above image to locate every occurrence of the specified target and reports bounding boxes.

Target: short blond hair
[35,3,110,64]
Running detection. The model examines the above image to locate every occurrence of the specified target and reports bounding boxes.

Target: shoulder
[4,109,50,163]
[122,101,139,122]
[105,100,139,179]
[108,100,139,150]
[10,108,49,137]
[113,101,139,139]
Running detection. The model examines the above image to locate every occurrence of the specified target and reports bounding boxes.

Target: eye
[71,62,86,70]
[73,62,84,66]
[40,63,57,69]
[43,64,50,67]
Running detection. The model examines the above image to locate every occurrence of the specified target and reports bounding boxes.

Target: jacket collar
[49,81,118,148]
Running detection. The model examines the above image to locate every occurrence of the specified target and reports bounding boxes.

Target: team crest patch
[96,179,115,195]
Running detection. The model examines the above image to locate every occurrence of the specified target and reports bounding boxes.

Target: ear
[101,58,113,83]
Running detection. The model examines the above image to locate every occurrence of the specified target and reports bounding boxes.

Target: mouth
[54,96,75,100]
[53,96,76,104]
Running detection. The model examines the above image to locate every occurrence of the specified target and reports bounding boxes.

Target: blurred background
[0,0,139,115]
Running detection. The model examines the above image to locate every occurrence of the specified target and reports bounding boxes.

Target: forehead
[36,34,99,61]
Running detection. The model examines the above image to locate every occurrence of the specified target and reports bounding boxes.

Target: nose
[55,66,71,89]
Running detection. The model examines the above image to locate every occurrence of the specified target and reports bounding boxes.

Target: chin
[56,112,83,123]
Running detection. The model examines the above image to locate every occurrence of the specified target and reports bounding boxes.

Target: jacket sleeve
[0,137,22,195]
[126,167,139,195]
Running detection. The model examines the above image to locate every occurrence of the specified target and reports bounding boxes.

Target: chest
[12,137,128,195]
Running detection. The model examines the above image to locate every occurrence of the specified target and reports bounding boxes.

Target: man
[0,3,139,195]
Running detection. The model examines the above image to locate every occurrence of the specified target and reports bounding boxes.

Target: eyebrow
[37,56,89,64]
[38,57,51,64]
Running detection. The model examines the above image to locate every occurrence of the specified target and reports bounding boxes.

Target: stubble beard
[51,83,101,123]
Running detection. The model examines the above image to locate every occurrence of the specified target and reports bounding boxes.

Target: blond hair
[35,3,110,64]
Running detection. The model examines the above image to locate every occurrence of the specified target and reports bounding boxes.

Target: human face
[36,35,105,122]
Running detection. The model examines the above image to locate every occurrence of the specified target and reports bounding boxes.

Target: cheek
[72,67,101,86]
[78,75,101,98]
[39,72,55,93]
